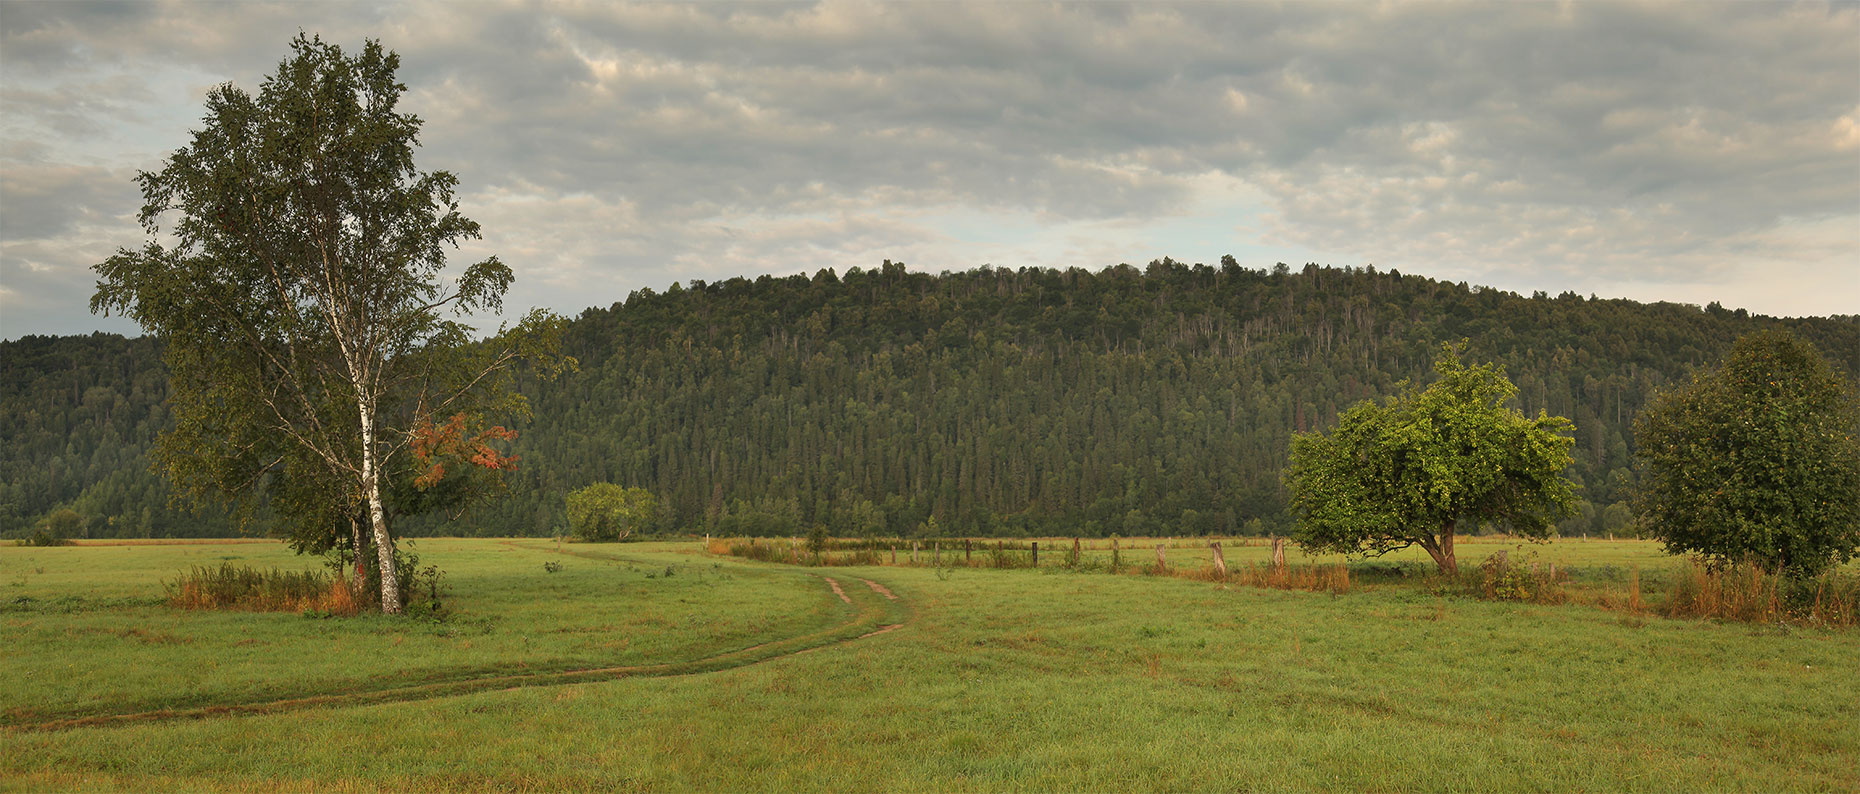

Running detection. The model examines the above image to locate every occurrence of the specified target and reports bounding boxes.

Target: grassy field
[3,538,1856,792]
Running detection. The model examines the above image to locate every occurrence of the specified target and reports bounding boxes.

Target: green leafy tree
[806,523,829,555]
[1287,344,1578,575]
[1601,502,1635,537]
[19,508,84,546]
[566,484,660,542]
[1634,330,1860,575]
[91,34,567,612]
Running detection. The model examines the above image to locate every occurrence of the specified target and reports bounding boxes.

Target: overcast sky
[2,1,1856,339]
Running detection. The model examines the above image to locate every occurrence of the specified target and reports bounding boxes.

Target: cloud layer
[3,1,1855,337]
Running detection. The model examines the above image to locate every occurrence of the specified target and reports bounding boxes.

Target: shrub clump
[16,528,73,547]
[1475,552,1569,604]
[15,508,83,546]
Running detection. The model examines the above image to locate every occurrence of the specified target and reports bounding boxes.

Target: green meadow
[3,538,1856,792]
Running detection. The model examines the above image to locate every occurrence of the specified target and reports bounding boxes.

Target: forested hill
[5,260,1857,540]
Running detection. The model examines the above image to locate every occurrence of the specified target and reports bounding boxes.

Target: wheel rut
[6,552,909,734]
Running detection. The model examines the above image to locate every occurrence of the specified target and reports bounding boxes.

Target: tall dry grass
[167,563,361,615]
[1159,560,1353,593]
[1228,561,1353,594]
[1661,559,1857,627]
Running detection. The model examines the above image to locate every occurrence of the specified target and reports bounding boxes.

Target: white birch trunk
[358,395,401,614]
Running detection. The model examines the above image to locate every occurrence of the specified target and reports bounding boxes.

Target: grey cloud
[0,76,156,139]
[0,162,138,242]
[0,237,141,339]
[2,1,1856,339]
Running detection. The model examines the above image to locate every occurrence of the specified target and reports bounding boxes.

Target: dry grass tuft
[168,563,361,615]
[1662,559,1857,627]
[1195,561,1351,594]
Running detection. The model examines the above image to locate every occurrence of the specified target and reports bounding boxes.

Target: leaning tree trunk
[1420,519,1460,576]
[357,399,402,614]
[1439,520,1457,575]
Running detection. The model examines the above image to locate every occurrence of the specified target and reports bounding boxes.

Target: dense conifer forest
[5,260,1856,541]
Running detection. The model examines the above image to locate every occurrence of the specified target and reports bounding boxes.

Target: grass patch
[0,540,854,723]
[1,538,1855,792]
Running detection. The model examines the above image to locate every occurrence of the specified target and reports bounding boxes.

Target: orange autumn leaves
[410,413,520,490]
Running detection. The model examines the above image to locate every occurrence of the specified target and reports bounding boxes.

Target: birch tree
[92,34,566,613]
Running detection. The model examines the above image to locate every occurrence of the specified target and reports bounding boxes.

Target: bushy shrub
[16,508,83,546]
[1475,552,1569,604]
[17,528,73,547]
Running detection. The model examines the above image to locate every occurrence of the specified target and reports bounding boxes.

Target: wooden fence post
[934,540,941,566]
[1072,537,1081,568]
[965,538,972,563]
[1031,541,1038,567]
[1155,544,1167,575]
[890,545,896,565]
[1210,541,1227,578]
[911,540,919,565]
[1271,536,1286,570]
[1111,537,1121,573]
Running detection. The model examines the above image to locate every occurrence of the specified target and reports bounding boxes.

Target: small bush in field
[16,509,81,546]
[721,539,787,564]
[403,564,449,619]
[1475,552,1569,604]
[17,528,73,547]
[566,484,662,542]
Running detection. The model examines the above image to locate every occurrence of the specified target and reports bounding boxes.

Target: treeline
[0,333,237,537]
[5,260,1856,540]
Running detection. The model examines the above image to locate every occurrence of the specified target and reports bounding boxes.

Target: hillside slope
[5,260,1855,539]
